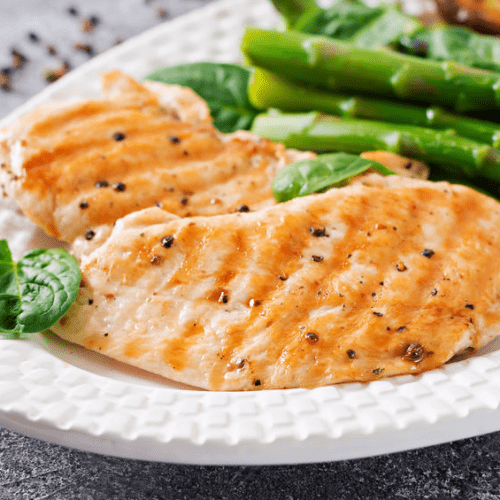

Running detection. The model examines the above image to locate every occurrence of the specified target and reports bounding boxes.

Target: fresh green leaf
[295,0,383,40]
[268,0,321,28]
[272,152,394,202]
[144,62,259,133]
[0,240,81,338]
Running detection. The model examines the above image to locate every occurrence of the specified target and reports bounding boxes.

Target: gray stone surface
[1,0,500,498]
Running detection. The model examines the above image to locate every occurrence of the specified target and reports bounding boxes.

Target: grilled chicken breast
[0,70,313,245]
[51,174,500,391]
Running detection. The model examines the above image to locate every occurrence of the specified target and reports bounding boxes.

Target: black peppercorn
[310,226,328,237]
[161,236,174,248]
[421,249,435,258]
[305,332,319,343]
[113,132,126,141]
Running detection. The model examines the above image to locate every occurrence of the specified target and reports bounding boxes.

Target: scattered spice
[95,180,109,188]
[74,43,94,56]
[180,197,188,206]
[11,49,27,69]
[372,311,383,317]
[249,299,261,307]
[218,292,229,304]
[379,281,384,286]
[312,255,324,262]
[403,343,426,363]
[68,6,79,16]
[237,204,250,213]
[431,288,438,296]
[113,132,126,141]
[372,368,385,375]
[79,200,89,209]
[421,249,435,258]
[347,349,356,359]
[157,7,168,18]
[371,292,376,297]
[161,235,174,248]
[465,304,475,310]
[28,32,40,43]
[88,299,94,305]
[85,229,95,240]
[113,182,126,192]
[254,379,261,386]
[310,226,328,237]
[169,136,181,144]
[44,61,71,83]
[395,261,407,272]
[396,326,407,332]
[404,161,413,170]
[278,276,287,281]
[0,70,12,91]
[47,45,57,56]
[82,16,100,32]
[305,332,319,344]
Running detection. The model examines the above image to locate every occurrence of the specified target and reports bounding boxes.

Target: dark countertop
[1,1,500,498]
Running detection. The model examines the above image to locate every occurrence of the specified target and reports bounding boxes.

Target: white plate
[2,0,500,466]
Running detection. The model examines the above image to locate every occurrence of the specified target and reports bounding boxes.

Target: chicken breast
[51,174,500,391]
[0,70,313,245]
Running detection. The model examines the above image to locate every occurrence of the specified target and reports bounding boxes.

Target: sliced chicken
[0,70,313,244]
[51,174,500,391]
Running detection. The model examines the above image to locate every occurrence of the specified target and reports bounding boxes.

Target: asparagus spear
[251,111,500,183]
[248,68,500,147]
[241,27,500,113]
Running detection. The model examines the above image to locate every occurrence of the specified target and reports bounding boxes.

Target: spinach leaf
[272,152,394,202]
[295,0,383,40]
[145,62,259,133]
[0,240,81,337]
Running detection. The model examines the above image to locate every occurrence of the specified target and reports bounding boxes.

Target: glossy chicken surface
[52,174,500,390]
[0,70,312,244]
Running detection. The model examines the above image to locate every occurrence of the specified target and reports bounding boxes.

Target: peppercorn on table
[1,0,500,498]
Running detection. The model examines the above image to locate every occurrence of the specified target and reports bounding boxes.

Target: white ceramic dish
[1,0,500,466]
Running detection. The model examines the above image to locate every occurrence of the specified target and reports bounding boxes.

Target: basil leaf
[272,152,394,202]
[0,240,81,337]
[145,62,259,133]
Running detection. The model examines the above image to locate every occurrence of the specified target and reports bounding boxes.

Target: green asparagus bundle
[275,0,500,74]
[251,111,500,183]
[241,26,500,113]
[248,68,500,147]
